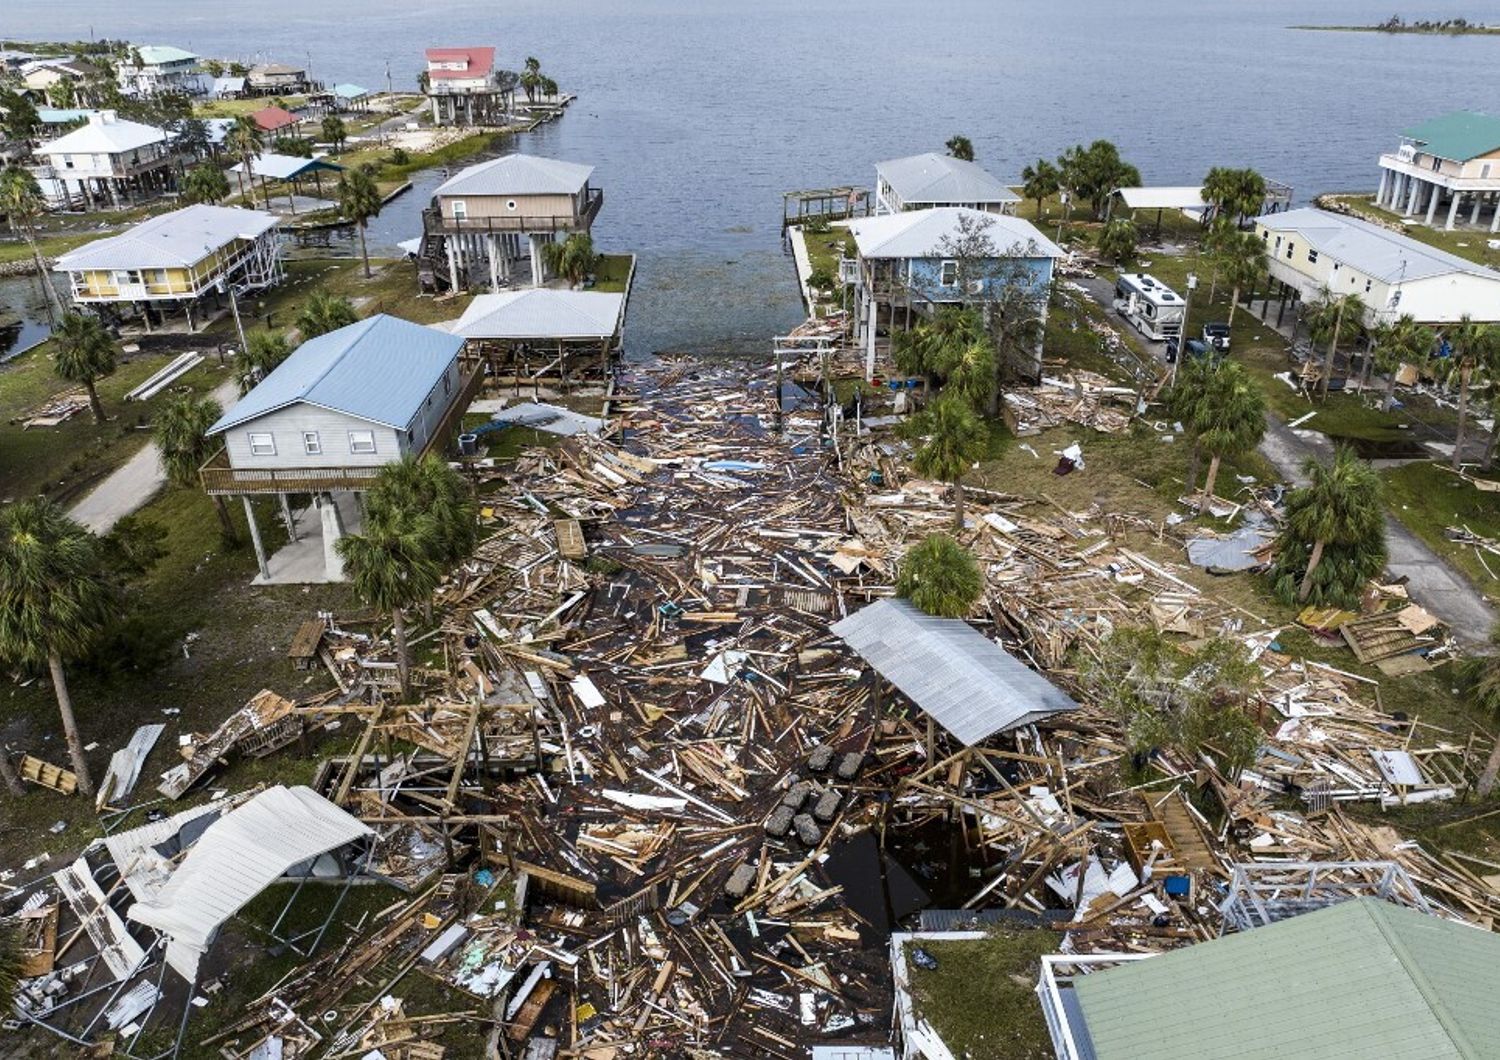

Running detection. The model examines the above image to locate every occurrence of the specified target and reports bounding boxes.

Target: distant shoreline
[1291,23,1500,35]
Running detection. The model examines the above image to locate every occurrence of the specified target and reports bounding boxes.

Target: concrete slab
[252,492,362,585]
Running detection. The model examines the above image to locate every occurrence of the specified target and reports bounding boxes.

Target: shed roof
[40,112,165,155]
[1071,898,1500,1060]
[209,314,465,434]
[249,62,305,78]
[846,207,1063,261]
[829,598,1077,745]
[54,204,279,272]
[333,83,370,99]
[250,105,301,132]
[248,152,344,181]
[1256,207,1500,283]
[134,45,198,66]
[434,153,594,198]
[452,289,625,341]
[875,152,1020,205]
[1403,110,1500,162]
[125,785,370,980]
[1114,186,1208,210]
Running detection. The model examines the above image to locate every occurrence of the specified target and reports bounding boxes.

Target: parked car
[1202,322,1231,351]
[1165,337,1211,364]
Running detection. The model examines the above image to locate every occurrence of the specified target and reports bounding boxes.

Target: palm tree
[1099,218,1138,265]
[909,395,987,530]
[296,291,358,338]
[53,313,118,423]
[337,510,441,696]
[1020,159,1060,219]
[541,231,596,288]
[1437,316,1494,470]
[182,162,231,205]
[896,533,983,618]
[226,115,265,206]
[0,166,62,326]
[320,114,347,151]
[945,135,975,162]
[1163,355,1216,495]
[520,56,543,104]
[366,455,477,569]
[1190,361,1266,511]
[154,394,238,541]
[1277,448,1385,604]
[1202,166,1267,227]
[1368,315,1433,411]
[337,168,382,278]
[237,330,291,394]
[1458,634,1500,795]
[1219,230,1264,327]
[1303,289,1365,400]
[0,500,115,796]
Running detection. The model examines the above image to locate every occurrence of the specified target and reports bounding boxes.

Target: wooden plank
[553,518,587,560]
[20,755,77,795]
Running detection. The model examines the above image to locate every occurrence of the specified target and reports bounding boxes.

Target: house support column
[1376,169,1389,207]
[445,238,459,291]
[243,495,270,580]
[863,290,876,381]
[1426,183,1441,225]
[1446,191,1462,230]
[1491,196,1500,233]
[279,492,297,542]
[1471,194,1483,225]
[319,493,346,580]
[529,234,544,286]
[1405,177,1420,216]
[487,235,499,291]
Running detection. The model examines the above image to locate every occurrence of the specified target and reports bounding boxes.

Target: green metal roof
[1403,111,1500,162]
[1072,898,1500,1060]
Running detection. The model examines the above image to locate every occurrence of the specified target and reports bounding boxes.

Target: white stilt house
[1376,111,1500,232]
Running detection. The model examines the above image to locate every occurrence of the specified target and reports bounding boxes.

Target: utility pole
[1171,272,1198,385]
[1055,191,1069,247]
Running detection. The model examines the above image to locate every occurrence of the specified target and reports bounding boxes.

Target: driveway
[70,378,240,534]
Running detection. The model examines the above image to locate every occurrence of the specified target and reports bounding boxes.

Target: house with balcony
[845,207,1063,378]
[1376,110,1500,232]
[53,204,283,331]
[117,45,204,97]
[247,62,315,96]
[874,152,1020,216]
[34,110,173,208]
[203,314,482,582]
[1255,207,1500,326]
[418,152,603,292]
[21,58,104,99]
[424,46,517,127]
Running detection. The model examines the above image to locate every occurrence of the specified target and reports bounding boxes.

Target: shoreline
[1291,23,1500,35]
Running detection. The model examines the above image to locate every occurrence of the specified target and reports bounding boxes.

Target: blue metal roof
[209,315,464,435]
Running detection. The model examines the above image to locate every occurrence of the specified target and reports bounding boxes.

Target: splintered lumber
[553,518,587,560]
[510,857,597,908]
[20,755,77,795]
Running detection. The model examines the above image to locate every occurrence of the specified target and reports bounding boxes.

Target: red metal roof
[250,106,300,132]
[424,46,495,80]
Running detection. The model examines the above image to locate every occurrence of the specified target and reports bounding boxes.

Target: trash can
[458,433,479,456]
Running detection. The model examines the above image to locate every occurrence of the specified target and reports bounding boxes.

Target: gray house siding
[224,404,403,470]
[407,359,461,452]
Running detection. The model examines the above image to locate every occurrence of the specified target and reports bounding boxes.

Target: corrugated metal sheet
[875,152,1020,205]
[1402,110,1500,163]
[248,152,343,181]
[40,113,166,155]
[453,289,624,341]
[1071,898,1500,1060]
[1256,207,1499,283]
[846,207,1064,261]
[209,315,464,434]
[54,204,279,272]
[126,785,371,980]
[1115,186,1208,211]
[829,598,1077,746]
[434,153,594,198]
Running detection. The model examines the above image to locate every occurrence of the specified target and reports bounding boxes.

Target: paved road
[1260,415,1496,646]
[70,378,240,534]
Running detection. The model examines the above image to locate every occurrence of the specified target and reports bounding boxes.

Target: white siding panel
[224,403,402,470]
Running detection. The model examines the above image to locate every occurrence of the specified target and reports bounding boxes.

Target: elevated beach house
[54,204,283,331]
[845,207,1063,377]
[874,152,1020,216]
[117,45,204,97]
[1256,207,1500,326]
[203,315,481,580]
[247,62,315,96]
[424,46,517,127]
[418,153,602,292]
[20,58,104,97]
[35,110,172,209]
[1376,110,1500,232]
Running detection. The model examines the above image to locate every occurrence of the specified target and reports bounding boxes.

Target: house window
[506,199,518,211]
[248,432,275,456]
[1273,235,1281,251]
[442,372,452,396]
[939,260,959,287]
[1483,163,1493,179]
[1285,241,1295,260]
[349,430,376,454]
[451,200,467,220]
[302,431,321,455]
[1365,279,1373,293]
[1307,249,1319,264]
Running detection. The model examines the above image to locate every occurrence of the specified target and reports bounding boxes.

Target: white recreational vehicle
[1113,273,1185,342]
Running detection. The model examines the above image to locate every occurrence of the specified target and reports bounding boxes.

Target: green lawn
[593,252,634,294]
[907,929,1062,1060]
[1322,194,1500,271]
[193,94,309,119]
[1383,461,1500,606]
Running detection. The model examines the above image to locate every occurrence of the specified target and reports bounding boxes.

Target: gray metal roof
[40,111,165,155]
[875,152,1020,205]
[1256,207,1500,283]
[434,153,594,198]
[209,314,465,434]
[452,289,625,340]
[847,207,1064,261]
[54,204,279,272]
[830,598,1077,745]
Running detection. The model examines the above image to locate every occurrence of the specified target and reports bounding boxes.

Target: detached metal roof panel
[1402,110,1500,162]
[830,598,1077,745]
[209,314,465,434]
[847,207,1063,261]
[1256,207,1500,283]
[434,153,594,198]
[453,289,624,340]
[125,785,371,981]
[1071,898,1500,1060]
[875,152,1020,205]
[54,204,279,272]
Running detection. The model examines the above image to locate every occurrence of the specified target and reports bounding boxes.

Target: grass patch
[1382,461,1500,605]
[193,95,309,119]
[906,928,1061,1060]
[593,253,634,294]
